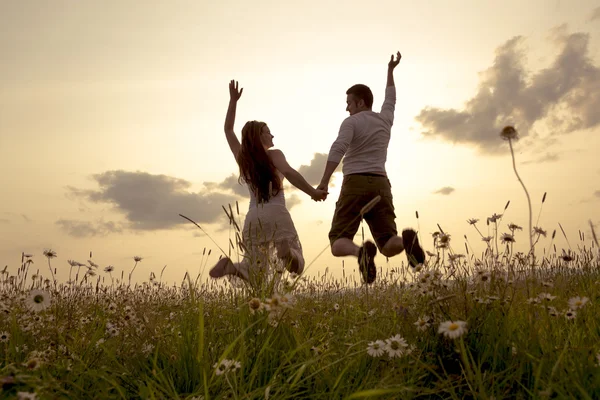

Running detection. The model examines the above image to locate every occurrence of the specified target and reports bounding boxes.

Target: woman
[209,80,327,283]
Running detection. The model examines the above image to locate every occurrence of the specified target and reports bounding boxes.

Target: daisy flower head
[366,340,386,357]
[500,233,515,244]
[467,218,479,225]
[414,316,431,332]
[133,256,143,262]
[385,334,409,358]
[565,309,577,320]
[248,297,263,314]
[538,293,556,302]
[27,289,52,312]
[333,303,340,311]
[0,331,9,343]
[213,359,241,376]
[568,296,589,310]
[438,320,468,339]
[533,226,547,237]
[436,233,451,248]
[487,213,503,223]
[43,249,57,259]
[508,223,522,231]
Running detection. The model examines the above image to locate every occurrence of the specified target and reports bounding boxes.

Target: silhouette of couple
[209,51,425,285]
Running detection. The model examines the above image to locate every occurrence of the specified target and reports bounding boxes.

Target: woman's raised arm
[224,80,243,160]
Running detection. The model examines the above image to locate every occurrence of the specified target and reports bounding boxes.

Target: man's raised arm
[386,51,401,87]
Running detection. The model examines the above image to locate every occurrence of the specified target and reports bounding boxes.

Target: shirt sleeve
[380,86,396,125]
[327,117,355,163]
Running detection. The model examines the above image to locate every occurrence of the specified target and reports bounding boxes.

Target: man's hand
[312,188,328,202]
[317,182,328,194]
[388,51,401,70]
[229,80,243,101]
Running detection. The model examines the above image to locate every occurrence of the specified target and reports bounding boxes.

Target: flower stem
[508,139,533,255]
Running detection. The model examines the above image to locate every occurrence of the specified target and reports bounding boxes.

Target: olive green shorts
[328,174,397,250]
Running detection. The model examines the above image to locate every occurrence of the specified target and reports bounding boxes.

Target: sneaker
[402,229,425,268]
[358,241,377,284]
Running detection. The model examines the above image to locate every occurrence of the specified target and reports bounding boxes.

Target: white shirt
[327,86,396,176]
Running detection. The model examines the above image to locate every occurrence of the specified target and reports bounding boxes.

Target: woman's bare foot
[277,240,301,274]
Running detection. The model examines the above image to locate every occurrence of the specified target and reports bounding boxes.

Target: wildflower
[560,253,574,262]
[27,289,52,312]
[23,358,42,370]
[565,309,576,320]
[17,392,37,400]
[481,236,493,243]
[414,316,431,331]
[500,233,515,244]
[333,303,340,311]
[104,265,114,273]
[476,270,492,283]
[87,260,99,268]
[508,223,522,231]
[213,359,241,376]
[500,125,518,140]
[568,296,589,310]
[538,293,556,302]
[546,306,559,317]
[366,340,386,357]
[541,280,554,288]
[533,226,547,237]
[438,320,467,339]
[385,334,409,358]
[133,256,143,262]
[95,338,105,348]
[43,249,57,259]
[248,298,263,314]
[436,233,451,248]
[0,332,9,343]
[467,218,479,225]
[488,213,503,223]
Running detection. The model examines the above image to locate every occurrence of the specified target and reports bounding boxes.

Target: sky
[1,0,599,286]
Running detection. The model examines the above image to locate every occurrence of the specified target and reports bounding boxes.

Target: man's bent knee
[380,236,404,257]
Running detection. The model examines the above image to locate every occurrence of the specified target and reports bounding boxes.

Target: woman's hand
[229,80,243,102]
[311,188,328,202]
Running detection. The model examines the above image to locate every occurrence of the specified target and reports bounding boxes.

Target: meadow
[1,212,599,400]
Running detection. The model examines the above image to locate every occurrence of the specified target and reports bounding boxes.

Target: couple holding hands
[209,51,425,285]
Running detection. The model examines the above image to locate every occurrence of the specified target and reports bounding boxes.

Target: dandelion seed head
[500,126,518,140]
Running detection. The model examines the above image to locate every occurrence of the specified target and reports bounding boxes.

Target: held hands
[229,80,243,102]
[311,188,328,202]
[388,51,401,70]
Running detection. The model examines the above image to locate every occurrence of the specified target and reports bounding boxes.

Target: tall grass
[1,216,599,399]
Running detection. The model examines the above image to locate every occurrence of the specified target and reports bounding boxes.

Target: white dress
[233,185,305,281]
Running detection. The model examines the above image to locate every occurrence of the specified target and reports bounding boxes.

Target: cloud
[56,219,125,238]
[590,6,600,21]
[522,152,560,165]
[296,153,342,186]
[433,186,455,195]
[415,29,600,153]
[204,173,249,198]
[67,170,241,230]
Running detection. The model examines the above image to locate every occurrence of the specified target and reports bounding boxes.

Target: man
[317,51,425,284]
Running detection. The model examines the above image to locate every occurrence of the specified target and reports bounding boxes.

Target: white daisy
[384,334,408,358]
[565,309,577,320]
[366,340,386,357]
[0,331,9,343]
[414,316,431,332]
[438,320,468,339]
[27,289,52,312]
[568,296,589,310]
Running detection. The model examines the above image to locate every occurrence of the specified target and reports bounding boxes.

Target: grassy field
[1,218,599,400]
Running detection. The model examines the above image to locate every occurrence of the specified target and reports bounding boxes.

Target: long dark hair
[237,120,281,203]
